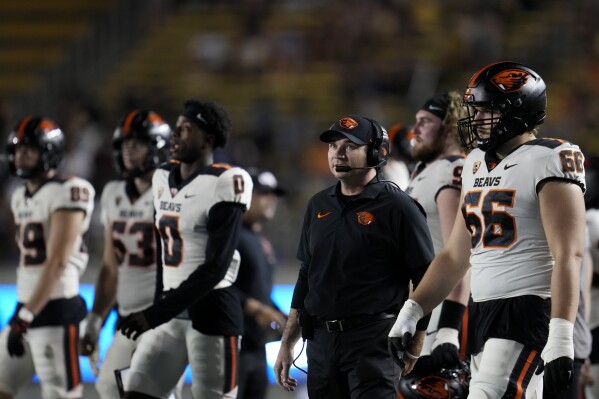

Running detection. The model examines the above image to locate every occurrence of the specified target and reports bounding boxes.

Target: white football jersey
[11,176,95,302]
[586,208,599,329]
[406,155,465,253]
[153,163,253,291]
[461,139,585,301]
[100,180,157,316]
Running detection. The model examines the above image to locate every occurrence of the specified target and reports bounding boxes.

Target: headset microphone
[334,165,375,172]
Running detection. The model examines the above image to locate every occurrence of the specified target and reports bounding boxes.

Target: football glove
[430,327,460,368]
[7,307,34,358]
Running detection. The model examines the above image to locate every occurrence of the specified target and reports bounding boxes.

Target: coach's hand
[116,311,151,341]
[540,318,574,393]
[430,327,460,368]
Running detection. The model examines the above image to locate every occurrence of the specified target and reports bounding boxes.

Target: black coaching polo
[291,179,434,319]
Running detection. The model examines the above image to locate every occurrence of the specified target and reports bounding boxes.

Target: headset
[364,117,390,168]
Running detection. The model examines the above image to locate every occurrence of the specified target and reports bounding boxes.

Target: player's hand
[7,317,30,358]
[388,299,423,373]
[540,318,574,393]
[430,327,460,368]
[542,357,573,393]
[116,311,151,341]
[80,312,103,356]
[274,341,298,391]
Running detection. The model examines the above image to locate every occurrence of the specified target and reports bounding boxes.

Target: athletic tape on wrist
[541,317,574,363]
[18,307,34,323]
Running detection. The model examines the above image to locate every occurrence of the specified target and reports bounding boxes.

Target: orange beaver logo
[339,117,358,130]
[491,69,530,93]
[356,211,375,226]
[414,376,451,399]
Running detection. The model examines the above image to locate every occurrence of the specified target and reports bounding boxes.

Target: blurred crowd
[2,0,599,270]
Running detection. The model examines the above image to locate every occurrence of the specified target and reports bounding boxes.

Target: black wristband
[438,300,466,330]
[416,312,432,331]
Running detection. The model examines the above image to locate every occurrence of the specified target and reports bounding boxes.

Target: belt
[314,312,396,332]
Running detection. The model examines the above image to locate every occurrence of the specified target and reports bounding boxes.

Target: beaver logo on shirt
[356,211,375,226]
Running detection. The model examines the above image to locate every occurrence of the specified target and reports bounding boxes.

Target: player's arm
[23,209,85,315]
[412,196,472,314]
[134,201,246,329]
[431,187,470,366]
[92,225,119,319]
[539,180,585,392]
[540,181,584,321]
[81,223,119,356]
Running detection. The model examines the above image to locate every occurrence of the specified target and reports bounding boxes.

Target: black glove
[542,356,573,394]
[430,342,460,369]
[388,331,413,367]
[7,317,30,358]
[116,311,151,341]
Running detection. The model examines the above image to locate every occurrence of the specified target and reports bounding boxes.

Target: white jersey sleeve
[214,167,253,209]
[48,177,95,217]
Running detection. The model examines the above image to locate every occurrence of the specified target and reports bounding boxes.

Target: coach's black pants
[306,318,397,399]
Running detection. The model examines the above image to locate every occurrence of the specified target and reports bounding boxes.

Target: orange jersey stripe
[514,350,537,399]
[69,324,80,387]
[460,309,468,360]
[229,336,237,391]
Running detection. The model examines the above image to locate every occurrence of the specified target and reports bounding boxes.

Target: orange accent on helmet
[16,115,34,140]
[122,110,139,135]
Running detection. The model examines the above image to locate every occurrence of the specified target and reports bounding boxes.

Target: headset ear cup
[365,117,389,167]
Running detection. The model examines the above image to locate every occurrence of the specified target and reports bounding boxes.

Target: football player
[390,62,586,397]
[405,91,471,375]
[116,99,253,399]
[584,155,599,399]
[80,110,175,399]
[0,116,94,399]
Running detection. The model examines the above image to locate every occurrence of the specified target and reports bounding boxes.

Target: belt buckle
[326,320,343,332]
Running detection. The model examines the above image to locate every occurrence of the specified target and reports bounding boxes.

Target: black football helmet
[6,116,65,178]
[457,61,547,152]
[398,361,470,399]
[113,110,171,177]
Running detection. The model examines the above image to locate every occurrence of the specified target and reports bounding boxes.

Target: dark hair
[183,99,232,148]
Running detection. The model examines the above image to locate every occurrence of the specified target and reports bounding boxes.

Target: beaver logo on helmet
[491,69,530,93]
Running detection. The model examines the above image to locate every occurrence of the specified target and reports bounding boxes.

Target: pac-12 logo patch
[472,161,481,175]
